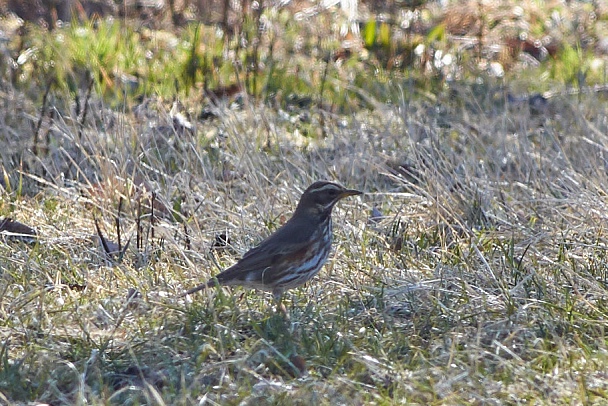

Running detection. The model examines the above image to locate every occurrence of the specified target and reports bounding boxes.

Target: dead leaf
[0,218,37,243]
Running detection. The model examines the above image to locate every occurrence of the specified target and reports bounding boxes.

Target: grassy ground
[2,1,608,405]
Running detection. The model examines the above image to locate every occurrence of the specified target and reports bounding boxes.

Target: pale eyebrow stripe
[309,183,339,193]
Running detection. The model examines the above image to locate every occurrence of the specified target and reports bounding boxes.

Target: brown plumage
[182,181,362,301]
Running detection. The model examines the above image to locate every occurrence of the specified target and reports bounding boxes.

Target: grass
[2,0,608,404]
[3,90,608,404]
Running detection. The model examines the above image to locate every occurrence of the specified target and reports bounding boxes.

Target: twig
[78,74,95,140]
[33,78,54,156]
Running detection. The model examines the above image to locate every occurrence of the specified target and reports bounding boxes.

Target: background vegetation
[1,0,608,404]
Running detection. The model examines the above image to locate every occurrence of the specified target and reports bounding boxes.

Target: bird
[182,181,362,310]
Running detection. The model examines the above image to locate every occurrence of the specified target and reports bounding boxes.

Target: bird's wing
[214,216,316,285]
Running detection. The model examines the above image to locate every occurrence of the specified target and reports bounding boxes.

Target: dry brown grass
[2,0,608,404]
[2,84,608,404]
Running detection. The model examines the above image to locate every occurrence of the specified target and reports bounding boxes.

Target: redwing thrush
[182,181,362,304]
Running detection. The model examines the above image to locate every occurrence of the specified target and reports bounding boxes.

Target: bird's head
[295,181,362,216]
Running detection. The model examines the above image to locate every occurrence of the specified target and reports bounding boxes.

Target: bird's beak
[340,188,363,198]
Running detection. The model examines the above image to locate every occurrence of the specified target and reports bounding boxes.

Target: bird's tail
[180,279,217,297]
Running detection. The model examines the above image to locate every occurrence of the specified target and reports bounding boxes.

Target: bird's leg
[273,290,288,317]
